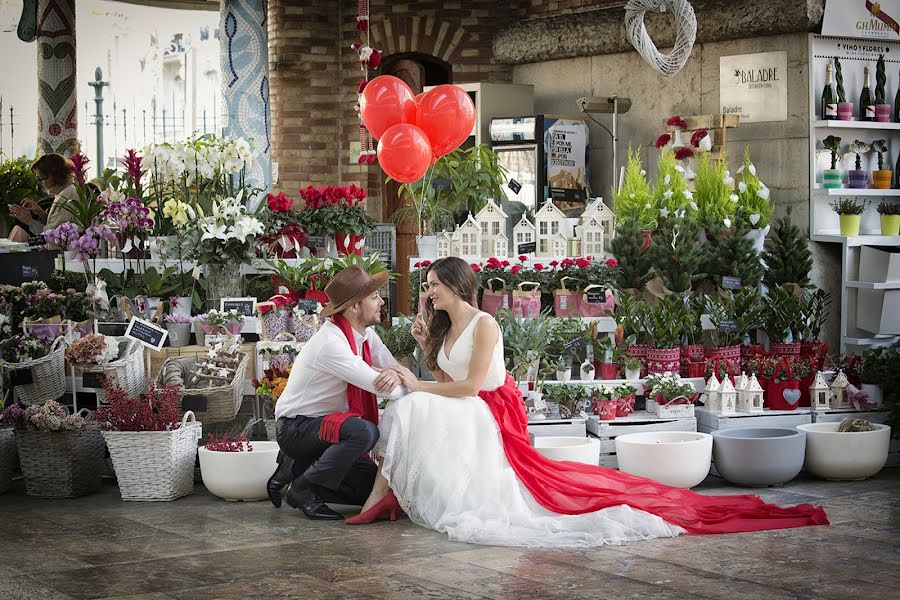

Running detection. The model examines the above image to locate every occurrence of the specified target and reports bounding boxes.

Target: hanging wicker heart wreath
[624,0,697,78]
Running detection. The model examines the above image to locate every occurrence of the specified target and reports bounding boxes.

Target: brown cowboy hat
[319,265,389,317]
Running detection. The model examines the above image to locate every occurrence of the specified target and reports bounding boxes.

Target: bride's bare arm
[394,318,498,397]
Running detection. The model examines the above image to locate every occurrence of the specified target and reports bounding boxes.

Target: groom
[267,265,406,519]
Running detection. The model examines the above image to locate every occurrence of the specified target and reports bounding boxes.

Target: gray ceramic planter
[712,428,806,487]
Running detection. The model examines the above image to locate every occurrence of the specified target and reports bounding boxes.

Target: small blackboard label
[125,316,168,351]
[586,290,606,304]
[27,235,45,247]
[508,178,522,194]
[82,371,105,390]
[10,369,34,387]
[181,394,208,412]
[517,241,536,254]
[21,265,39,279]
[220,297,256,317]
[307,235,326,248]
[722,276,742,290]
[563,337,585,353]
[296,298,318,313]
[432,177,452,191]
[719,319,738,333]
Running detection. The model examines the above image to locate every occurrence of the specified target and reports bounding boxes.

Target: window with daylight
[540,222,548,235]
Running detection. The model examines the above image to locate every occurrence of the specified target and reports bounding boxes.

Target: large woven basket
[158,353,249,424]
[0,428,17,494]
[102,411,201,501]
[15,427,106,498]
[1,337,66,405]
[86,339,147,404]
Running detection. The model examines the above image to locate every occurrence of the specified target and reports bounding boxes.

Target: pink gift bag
[481,277,511,316]
[554,276,580,317]
[578,284,615,317]
[511,281,542,318]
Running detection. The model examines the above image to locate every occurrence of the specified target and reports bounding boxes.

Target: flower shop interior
[0,0,898,599]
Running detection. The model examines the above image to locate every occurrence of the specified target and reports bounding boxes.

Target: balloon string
[419,163,436,235]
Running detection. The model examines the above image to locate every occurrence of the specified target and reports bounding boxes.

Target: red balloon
[377,123,433,183]
[359,75,417,140]
[415,85,476,157]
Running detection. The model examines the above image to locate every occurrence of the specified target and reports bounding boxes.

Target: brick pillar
[36,0,78,155]
[220,0,273,200]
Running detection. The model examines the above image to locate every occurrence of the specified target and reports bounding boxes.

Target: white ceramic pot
[533,436,601,465]
[169,296,192,317]
[198,440,280,501]
[615,431,713,488]
[416,235,438,260]
[625,367,641,381]
[796,423,891,480]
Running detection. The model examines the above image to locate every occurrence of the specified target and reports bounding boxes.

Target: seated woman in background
[8,153,78,242]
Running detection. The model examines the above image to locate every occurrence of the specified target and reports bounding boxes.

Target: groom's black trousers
[276,414,378,506]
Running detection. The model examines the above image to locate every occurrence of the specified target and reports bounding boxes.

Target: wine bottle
[893,69,900,122]
[860,66,876,121]
[822,64,837,120]
[895,150,900,188]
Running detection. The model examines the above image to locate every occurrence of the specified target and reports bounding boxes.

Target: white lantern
[704,373,721,412]
[745,374,764,413]
[719,377,737,414]
[810,372,831,411]
[735,372,750,412]
[830,370,851,409]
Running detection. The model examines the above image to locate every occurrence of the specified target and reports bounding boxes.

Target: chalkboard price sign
[508,178,522,194]
[586,290,606,304]
[296,298,319,313]
[220,297,256,317]
[10,369,34,387]
[125,316,168,351]
[719,319,738,333]
[307,235,326,248]
[721,276,742,290]
[27,235,45,247]
[517,241,536,255]
[563,337,585,353]
[181,395,208,412]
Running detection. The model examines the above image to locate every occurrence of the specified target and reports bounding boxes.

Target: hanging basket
[83,339,147,404]
[102,412,201,502]
[15,424,106,498]
[0,429,17,495]
[1,338,66,405]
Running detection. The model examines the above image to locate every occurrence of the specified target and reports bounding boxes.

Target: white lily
[664,174,671,185]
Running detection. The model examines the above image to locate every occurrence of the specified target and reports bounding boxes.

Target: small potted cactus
[821,135,843,189]
[846,140,871,189]
[877,201,900,235]
[830,198,870,236]
[872,139,892,189]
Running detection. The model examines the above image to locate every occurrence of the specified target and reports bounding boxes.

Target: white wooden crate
[586,414,697,469]
[696,407,812,433]
[527,418,586,438]
[812,409,899,467]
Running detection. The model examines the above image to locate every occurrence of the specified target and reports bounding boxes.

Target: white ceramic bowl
[198,440,280,501]
[534,436,601,465]
[796,423,891,480]
[615,431,713,488]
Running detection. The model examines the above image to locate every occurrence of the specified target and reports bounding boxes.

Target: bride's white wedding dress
[376,311,684,547]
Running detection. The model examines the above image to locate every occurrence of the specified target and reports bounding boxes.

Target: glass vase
[206,263,243,311]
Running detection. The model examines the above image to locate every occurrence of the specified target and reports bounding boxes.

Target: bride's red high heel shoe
[345,491,403,525]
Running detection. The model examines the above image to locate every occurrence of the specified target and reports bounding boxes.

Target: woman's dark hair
[422,257,478,371]
[31,153,74,186]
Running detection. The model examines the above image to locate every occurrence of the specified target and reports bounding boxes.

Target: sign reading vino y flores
[720,51,788,123]
[823,1,900,40]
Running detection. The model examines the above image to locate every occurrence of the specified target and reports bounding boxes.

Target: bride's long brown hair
[422,257,478,371]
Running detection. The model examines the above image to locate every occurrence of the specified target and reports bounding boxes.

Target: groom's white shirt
[274,320,406,419]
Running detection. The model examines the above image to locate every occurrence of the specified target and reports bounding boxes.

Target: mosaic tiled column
[36,0,78,155]
[220,0,272,200]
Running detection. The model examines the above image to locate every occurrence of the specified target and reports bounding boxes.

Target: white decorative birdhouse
[552,232,568,258]
[810,372,831,412]
[745,374,764,412]
[534,200,568,257]
[494,231,509,258]
[513,213,536,253]
[581,198,616,254]
[475,199,508,258]
[830,370,851,409]
[436,231,455,259]
[719,377,737,414]
[704,373,721,412]
[580,216,605,258]
[454,213,482,259]
[735,372,749,411]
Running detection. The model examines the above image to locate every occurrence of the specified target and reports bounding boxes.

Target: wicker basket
[1,337,66,405]
[0,428,17,494]
[86,339,147,404]
[158,353,249,424]
[15,426,106,498]
[102,411,201,501]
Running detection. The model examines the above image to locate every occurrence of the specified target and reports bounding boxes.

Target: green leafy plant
[763,209,813,288]
[693,151,734,230]
[829,197,869,215]
[644,295,683,349]
[374,315,417,361]
[496,308,552,379]
[877,201,900,215]
[764,285,806,343]
[802,288,832,341]
[612,146,655,229]
[614,292,650,344]
[700,217,764,289]
[822,135,842,170]
[610,209,653,291]
[647,215,702,293]
[0,156,42,233]
[734,148,772,229]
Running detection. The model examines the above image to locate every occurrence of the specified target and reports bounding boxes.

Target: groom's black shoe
[266,450,294,509]
[285,484,344,520]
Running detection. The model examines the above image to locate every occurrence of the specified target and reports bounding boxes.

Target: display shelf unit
[808,34,900,353]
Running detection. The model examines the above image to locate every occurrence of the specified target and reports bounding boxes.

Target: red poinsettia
[518,255,528,262]
[666,115,687,129]
[690,129,709,148]
[655,133,672,149]
[549,260,559,267]
[485,257,503,269]
[501,260,510,267]
[674,147,694,161]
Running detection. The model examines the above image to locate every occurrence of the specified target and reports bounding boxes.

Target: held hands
[373,367,402,394]
[8,204,34,225]
[388,364,420,392]
[411,313,427,347]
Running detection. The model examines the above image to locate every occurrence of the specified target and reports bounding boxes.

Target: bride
[345,257,827,547]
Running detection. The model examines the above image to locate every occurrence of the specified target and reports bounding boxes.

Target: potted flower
[822,135,843,188]
[846,140,871,189]
[0,401,105,498]
[690,128,712,152]
[667,115,688,147]
[102,196,154,259]
[198,432,280,501]
[834,57,854,120]
[647,372,698,418]
[871,140,892,189]
[877,201,900,235]
[830,197,870,236]
[298,184,374,256]
[800,288,831,371]
[591,385,617,420]
[200,309,244,337]
[258,191,308,258]
[92,381,200,501]
[580,359,596,381]
[764,285,806,356]
[875,54,891,122]
[614,382,638,417]
[623,356,642,381]
[164,313,193,348]
[253,364,292,440]
[644,297,682,375]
